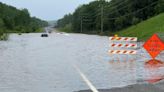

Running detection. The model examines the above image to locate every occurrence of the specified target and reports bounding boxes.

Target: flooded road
[0,32,164,92]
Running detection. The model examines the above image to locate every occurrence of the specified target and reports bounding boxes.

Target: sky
[0,0,94,21]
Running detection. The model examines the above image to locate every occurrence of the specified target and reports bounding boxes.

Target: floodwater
[0,31,164,92]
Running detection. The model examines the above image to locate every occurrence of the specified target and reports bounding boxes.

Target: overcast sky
[0,0,94,20]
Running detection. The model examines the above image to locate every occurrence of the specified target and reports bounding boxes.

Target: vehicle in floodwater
[41,33,48,37]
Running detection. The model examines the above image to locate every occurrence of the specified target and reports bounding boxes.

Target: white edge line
[73,64,99,92]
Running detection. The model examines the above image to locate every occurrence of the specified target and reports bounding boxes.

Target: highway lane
[0,29,163,92]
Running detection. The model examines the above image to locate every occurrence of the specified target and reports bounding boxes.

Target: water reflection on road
[0,33,163,92]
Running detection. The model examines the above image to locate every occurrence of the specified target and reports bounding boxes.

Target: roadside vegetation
[58,23,73,33]
[116,13,164,41]
[56,0,164,40]
[0,2,48,40]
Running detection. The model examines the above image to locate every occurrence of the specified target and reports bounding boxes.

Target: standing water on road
[0,33,164,92]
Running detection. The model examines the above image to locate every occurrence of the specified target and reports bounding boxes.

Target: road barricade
[108,36,138,55]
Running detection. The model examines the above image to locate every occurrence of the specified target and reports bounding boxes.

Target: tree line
[0,2,48,39]
[56,0,164,34]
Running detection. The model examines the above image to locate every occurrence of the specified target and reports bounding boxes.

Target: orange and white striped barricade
[109,43,137,48]
[109,37,138,42]
[108,36,138,55]
[108,50,137,55]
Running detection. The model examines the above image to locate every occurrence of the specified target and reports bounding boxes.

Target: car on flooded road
[41,33,48,37]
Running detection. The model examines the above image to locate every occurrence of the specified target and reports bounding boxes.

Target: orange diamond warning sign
[143,34,164,58]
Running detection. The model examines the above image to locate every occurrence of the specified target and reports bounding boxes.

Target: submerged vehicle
[41,33,48,37]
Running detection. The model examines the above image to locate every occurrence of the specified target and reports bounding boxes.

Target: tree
[0,18,4,35]
[57,0,163,34]
[155,0,164,14]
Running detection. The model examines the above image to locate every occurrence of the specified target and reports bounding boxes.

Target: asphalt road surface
[0,28,164,92]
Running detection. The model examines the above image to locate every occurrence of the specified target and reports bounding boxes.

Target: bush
[131,17,140,25]
[0,33,8,40]
[59,23,73,33]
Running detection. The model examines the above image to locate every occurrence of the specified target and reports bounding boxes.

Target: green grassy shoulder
[115,13,164,41]
[58,23,73,33]
[0,28,45,41]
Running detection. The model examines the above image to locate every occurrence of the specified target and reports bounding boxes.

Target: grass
[58,23,73,33]
[115,13,164,41]
[35,28,45,33]
[0,28,45,41]
[58,28,73,33]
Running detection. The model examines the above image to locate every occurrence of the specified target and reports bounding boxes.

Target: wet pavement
[0,30,164,92]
